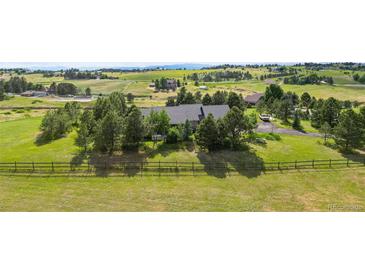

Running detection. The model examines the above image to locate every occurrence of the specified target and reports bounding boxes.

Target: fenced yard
[1,158,364,177]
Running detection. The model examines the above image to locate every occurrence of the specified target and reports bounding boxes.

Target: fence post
[312,160,315,168]
[88,160,90,172]
[277,161,280,170]
[329,159,331,168]
[192,162,195,176]
[14,161,17,172]
[52,162,54,172]
[176,161,178,175]
[294,160,297,169]
[347,159,349,167]
[159,160,161,176]
[226,162,230,176]
[32,161,35,171]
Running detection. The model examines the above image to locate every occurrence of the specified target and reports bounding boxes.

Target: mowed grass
[0,117,78,162]
[0,169,364,211]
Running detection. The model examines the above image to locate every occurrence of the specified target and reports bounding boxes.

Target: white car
[259,114,272,122]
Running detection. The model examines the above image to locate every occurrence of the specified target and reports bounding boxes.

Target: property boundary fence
[0,158,364,176]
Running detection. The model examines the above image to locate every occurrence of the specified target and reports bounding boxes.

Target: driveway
[256,122,322,137]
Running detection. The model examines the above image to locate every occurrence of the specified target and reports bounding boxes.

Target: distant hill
[0,62,213,71]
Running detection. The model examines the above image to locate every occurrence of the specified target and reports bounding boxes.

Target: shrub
[166,127,182,144]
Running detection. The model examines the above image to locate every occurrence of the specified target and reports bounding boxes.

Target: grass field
[0,168,364,211]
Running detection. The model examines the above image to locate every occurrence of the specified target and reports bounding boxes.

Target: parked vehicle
[259,114,272,122]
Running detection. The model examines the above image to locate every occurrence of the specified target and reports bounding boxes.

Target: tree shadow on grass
[34,132,68,146]
[147,141,195,159]
[70,150,88,166]
[34,132,53,146]
[340,149,365,165]
[89,147,148,177]
[197,146,264,178]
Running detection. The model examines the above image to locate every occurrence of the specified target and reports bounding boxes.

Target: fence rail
[0,158,364,176]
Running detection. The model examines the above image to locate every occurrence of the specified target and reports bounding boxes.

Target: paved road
[256,122,322,137]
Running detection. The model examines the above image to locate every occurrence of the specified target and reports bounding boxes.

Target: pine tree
[292,111,302,130]
[123,106,144,147]
[76,123,92,152]
[94,111,123,154]
[202,93,212,105]
[334,109,363,150]
[182,119,192,141]
[319,122,331,144]
[195,114,219,151]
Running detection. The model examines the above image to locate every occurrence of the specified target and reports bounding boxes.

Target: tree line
[165,87,246,109]
[352,73,365,84]
[283,74,334,85]
[257,84,365,150]
[0,77,45,95]
[188,71,253,82]
[63,69,118,80]
[295,62,365,71]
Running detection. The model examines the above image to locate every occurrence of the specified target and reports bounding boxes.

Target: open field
[0,168,364,211]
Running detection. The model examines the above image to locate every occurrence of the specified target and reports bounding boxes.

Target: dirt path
[256,122,322,137]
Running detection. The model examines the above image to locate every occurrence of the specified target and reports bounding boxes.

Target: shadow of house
[197,148,264,178]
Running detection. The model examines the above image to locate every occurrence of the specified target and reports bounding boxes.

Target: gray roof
[244,93,264,104]
[202,105,230,120]
[141,104,229,125]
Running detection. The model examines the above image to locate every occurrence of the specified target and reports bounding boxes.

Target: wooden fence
[0,158,364,176]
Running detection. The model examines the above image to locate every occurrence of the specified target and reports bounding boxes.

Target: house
[244,93,264,106]
[199,85,208,90]
[20,90,48,97]
[141,104,230,129]
[166,79,177,91]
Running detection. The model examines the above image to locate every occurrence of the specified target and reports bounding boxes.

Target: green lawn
[0,168,364,211]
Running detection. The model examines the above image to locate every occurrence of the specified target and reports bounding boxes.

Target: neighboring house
[141,104,230,129]
[166,79,177,91]
[244,93,264,106]
[20,90,48,97]
[199,85,208,90]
